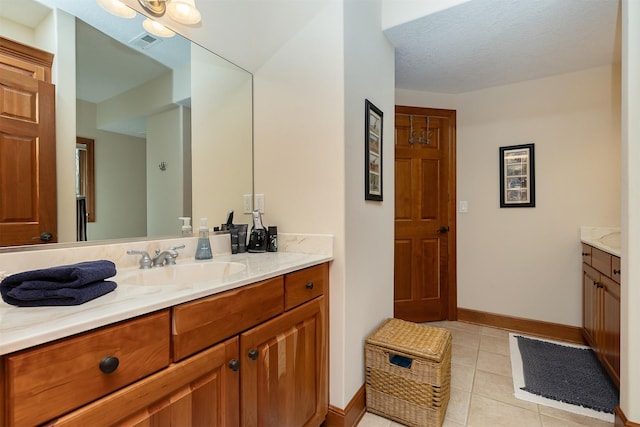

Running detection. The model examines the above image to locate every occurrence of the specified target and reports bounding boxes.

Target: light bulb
[142,18,175,37]
[167,0,201,25]
[96,0,136,19]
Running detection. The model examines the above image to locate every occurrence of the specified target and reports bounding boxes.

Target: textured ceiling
[2,0,622,96]
[385,0,621,94]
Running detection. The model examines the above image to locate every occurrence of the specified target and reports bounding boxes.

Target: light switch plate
[243,194,252,213]
[459,200,469,213]
[255,194,265,213]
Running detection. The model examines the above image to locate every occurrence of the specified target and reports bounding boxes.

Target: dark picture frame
[499,143,535,208]
[365,99,383,201]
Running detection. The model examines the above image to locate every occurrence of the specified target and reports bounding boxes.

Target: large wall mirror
[0,0,253,249]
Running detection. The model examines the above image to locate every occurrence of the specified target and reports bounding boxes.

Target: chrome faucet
[127,244,185,269]
[152,244,185,267]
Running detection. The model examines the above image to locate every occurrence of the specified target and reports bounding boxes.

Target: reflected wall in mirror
[0,0,253,249]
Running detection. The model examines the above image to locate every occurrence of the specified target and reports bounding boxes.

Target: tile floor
[357,321,614,427]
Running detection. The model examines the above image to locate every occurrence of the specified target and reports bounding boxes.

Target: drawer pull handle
[248,349,259,360]
[613,269,621,275]
[228,359,240,371]
[305,282,314,290]
[99,356,119,374]
[582,252,589,256]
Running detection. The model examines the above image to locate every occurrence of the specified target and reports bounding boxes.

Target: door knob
[437,226,450,234]
[32,232,53,242]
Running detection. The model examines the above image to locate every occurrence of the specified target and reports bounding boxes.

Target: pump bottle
[178,217,192,237]
[195,218,213,260]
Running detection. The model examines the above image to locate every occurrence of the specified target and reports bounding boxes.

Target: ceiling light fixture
[96,0,136,19]
[98,0,201,38]
[142,18,175,38]
[167,0,201,25]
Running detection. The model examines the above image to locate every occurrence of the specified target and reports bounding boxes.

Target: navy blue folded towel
[1,260,118,307]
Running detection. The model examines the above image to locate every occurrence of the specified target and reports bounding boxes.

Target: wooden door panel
[395,159,412,219]
[421,159,439,220]
[394,239,412,300]
[420,239,440,299]
[0,68,56,246]
[0,134,37,221]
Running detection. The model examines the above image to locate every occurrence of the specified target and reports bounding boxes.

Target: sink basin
[597,232,621,251]
[119,261,246,286]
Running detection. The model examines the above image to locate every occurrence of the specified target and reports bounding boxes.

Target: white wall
[343,0,395,406]
[621,0,640,421]
[146,106,187,237]
[253,1,347,406]
[399,65,621,327]
[77,100,147,240]
[254,0,395,410]
[191,44,253,227]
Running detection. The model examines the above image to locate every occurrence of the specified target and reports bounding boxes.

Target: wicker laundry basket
[365,318,452,427]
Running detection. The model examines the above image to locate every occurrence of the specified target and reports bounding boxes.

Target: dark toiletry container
[267,226,278,252]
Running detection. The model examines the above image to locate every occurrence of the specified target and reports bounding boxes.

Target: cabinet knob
[98,356,119,374]
[581,252,589,256]
[613,269,621,275]
[248,349,259,360]
[228,359,240,371]
[305,282,314,290]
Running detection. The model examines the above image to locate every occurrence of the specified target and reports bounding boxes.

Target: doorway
[394,106,457,322]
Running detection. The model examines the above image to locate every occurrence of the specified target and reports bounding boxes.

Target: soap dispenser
[178,217,192,237]
[195,218,213,260]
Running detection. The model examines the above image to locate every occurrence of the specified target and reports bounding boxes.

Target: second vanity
[580,227,620,387]
[0,237,332,426]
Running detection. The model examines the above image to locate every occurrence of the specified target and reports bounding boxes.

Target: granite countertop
[580,226,621,257]
[0,252,332,355]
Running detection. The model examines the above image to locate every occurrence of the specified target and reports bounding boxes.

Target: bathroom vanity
[0,249,330,426]
[580,227,620,386]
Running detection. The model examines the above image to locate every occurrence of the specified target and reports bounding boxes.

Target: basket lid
[366,318,451,362]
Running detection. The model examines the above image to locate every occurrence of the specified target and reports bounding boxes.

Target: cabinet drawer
[5,310,170,427]
[172,276,284,361]
[284,263,328,311]
[581,244,592,265]
[591,247,611,277]
[611,256,621,284]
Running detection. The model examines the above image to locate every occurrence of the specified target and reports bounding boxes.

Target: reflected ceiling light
[142,18,175,38]
[167,0,201,25]
[96,0,136,19]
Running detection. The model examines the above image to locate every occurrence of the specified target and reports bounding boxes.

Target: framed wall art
[499,143,535,208]
[365,99,383,201]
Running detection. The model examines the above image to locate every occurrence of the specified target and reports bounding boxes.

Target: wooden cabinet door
[240,297,328,427]
[601,275,620,387]
[46,337,240,427]
[582,263,600,349]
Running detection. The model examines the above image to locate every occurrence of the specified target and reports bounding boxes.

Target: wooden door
[240,297,328,427]
[394,106,456,322]
[46,337,240,426]
[0,68,56,246]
